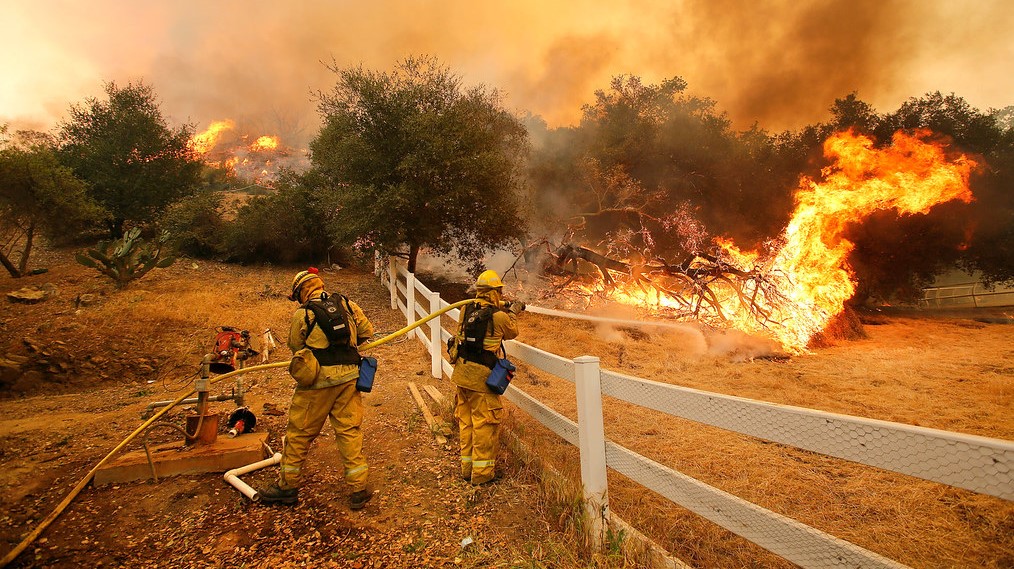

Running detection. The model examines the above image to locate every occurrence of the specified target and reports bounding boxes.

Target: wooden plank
[94,432,269,486]
[422,385,453,437]
[422,384,447,407]
[407,382,447,445]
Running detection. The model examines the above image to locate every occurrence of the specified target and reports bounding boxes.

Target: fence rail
[380,260,1013,569]
[921,281,1014,308]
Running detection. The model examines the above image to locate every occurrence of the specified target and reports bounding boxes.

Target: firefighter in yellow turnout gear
[258,268,375,510]
[450,270,523,485]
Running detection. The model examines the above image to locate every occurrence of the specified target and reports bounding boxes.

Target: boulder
[7,287,48,304]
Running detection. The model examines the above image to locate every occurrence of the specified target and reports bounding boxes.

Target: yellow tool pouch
[289,348,320,388]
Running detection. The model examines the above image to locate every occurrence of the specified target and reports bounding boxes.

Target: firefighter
[258,268,375,510]
[450,269,524,485]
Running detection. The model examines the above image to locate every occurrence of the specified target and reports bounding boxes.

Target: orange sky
[2,0,1012,143]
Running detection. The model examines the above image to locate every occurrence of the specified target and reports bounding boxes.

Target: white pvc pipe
[224,452,282,502]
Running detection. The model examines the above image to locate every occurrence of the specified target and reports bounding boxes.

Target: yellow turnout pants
[454,386,504,484]
[279,380,368,492]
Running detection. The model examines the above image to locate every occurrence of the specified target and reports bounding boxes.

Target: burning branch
[526,130,975,352]
[542,242,787,327]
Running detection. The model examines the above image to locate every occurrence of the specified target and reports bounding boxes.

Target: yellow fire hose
[0,299,472,568]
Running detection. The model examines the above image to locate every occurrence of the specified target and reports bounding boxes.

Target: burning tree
[532,129,976,352]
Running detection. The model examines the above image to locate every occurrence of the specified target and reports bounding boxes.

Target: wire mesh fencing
[384,260,1013,569]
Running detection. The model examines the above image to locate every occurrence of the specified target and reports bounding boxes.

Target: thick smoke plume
[3,1,1012,143]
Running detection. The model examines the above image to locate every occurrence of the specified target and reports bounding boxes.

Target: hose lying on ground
[0,299,472,568]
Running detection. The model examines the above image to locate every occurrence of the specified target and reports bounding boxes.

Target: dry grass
[2,251,604,568]
[503,310,1014,568]
[3,253,1011,567]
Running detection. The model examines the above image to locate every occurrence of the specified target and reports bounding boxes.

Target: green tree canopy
[57,81,203,238]
[0,126,101,277]
[530,75,799,257]
[308,55,530,272]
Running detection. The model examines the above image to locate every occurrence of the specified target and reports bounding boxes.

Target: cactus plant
[76,228,176,288]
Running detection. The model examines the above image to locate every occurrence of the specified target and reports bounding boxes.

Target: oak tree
[0,127,101,277]
[308,56,529,272]
[57,81,202,238]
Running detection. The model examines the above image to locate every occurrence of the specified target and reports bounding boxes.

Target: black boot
[258,483,298,505]
[349,489,373,510]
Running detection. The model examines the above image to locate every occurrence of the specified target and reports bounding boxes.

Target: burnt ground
[0,250,589,569]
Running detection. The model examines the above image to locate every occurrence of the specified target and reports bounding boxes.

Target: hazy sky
[2,0,1012,145]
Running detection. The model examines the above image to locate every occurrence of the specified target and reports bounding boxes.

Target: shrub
[157,190,226,258]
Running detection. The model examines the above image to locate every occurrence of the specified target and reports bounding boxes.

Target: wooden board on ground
[407,382,448,444]
[423,384,447,407]
[422,385,453,436]
[94,431,269,486]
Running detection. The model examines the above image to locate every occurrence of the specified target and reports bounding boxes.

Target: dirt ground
[0,250,588,569]
[2,248,1012,568]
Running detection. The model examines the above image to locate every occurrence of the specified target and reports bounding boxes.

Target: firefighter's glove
[508,301,526,314]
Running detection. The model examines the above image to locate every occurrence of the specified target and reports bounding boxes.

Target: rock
[76,294,99,307]
[3,354,29,365]
[262,402,286,416]
[40,283,58,297]
[11,370,44,392]
[7,288,48,304]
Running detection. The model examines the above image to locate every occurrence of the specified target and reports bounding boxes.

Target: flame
[186,119,308,185]
[189,119,235,155]
[590,129,976,351]
[250,135,280,151]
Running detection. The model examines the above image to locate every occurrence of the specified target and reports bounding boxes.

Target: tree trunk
[17,222,35,276]
[108,218,125,240]
[0,250,21,278]
[407,243,420,273]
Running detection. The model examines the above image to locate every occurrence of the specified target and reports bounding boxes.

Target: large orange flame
[600,129,976,351]
[250,135,280,151]
[189,119,235,155]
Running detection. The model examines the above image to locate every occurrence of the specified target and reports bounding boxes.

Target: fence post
[574,355,608,548]
[388,259,397,310]
[405,271,416,328]
[428,290,442,378]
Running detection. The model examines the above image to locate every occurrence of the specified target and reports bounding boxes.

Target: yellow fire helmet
[475,269,503,290]
[289,267,321,301]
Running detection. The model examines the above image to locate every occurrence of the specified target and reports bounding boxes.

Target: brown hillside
[0,250,589,569]
[2,248,1012,568]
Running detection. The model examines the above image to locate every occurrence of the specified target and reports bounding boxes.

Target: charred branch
[539,242,788,328]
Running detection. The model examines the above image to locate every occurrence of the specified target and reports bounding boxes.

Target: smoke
[675,0,912,130]
[704,329,784,362]
[3,1,1012,144]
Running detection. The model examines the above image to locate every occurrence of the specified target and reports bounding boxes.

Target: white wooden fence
[921,280,1014,309]
[381,260,1014,569]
